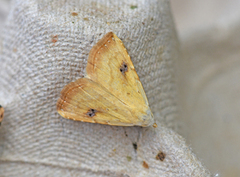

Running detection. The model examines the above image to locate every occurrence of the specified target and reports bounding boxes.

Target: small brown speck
[156,151,166,161]
[13,48,17,53]
[83,17,89,21]
[130,5,138,9]
[126,156,132,162]
[51,35,58,43]
[142,161,149,169]
[153,123,157,128]
[71,12,78,16]
[142,22,145,25]
[107,22,110,25]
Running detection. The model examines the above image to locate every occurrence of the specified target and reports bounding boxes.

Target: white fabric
[0,0,210,176]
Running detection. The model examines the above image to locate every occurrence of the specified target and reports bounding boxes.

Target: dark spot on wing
[86,109,97,117]
[120,62,128,74]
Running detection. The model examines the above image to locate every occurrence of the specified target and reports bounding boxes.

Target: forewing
[86,32,149,109]
[57,78,147,126]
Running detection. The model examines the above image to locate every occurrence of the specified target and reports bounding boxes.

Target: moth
[57,32,154,127]
[0,105,4,125]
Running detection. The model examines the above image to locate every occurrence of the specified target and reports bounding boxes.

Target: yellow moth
[57,32,154,126]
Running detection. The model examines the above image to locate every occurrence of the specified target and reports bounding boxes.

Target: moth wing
[86,32,152,123]
[57,78,152,126]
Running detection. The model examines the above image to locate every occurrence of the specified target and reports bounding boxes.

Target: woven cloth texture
[0,0,210,176]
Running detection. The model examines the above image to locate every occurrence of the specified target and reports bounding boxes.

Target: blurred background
[1,0,240,176]
[171,1,240,177]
